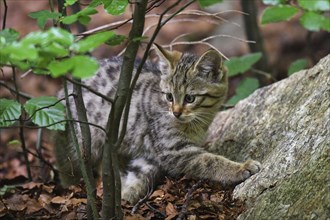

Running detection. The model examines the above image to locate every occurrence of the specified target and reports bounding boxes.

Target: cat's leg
[160,145,260,186]
[121,158,159,204]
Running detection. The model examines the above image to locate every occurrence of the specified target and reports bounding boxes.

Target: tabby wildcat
[54,45,261,204]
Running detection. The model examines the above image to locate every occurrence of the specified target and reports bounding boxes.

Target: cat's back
[83,56,161,97]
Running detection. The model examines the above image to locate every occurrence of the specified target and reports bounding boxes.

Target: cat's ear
[154,43,182,72]
[194,49,226,83]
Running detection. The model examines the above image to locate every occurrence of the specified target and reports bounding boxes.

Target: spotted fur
[54,46,261,204]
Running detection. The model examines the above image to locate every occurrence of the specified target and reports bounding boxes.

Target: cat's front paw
[239,159,261,181]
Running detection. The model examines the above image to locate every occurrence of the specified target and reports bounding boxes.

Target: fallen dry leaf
[51,196,67,204]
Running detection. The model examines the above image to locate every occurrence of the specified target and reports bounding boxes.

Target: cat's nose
[173,112,182,118]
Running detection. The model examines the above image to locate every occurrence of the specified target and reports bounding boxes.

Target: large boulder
[207,54,330,219]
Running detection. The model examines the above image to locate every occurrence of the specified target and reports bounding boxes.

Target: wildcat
[54,45,261,204]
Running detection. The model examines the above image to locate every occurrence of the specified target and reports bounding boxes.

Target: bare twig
[177,180,204,220]
[3,95,74,123]
[12,67,32,181]
[131,177,155,214]
[1,0,8,30]
[0,80,33,99]
[0,119,107,134]
[65,76,114,104]
[146,202,166,218]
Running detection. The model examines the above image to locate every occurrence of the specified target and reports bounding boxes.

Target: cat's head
[155,44,228,124]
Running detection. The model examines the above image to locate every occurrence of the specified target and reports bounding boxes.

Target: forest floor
[0,140,244,219]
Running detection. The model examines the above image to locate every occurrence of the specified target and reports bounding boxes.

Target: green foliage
[106,34,126,46]
[0,0,130,131]
[62,7,97,25]
[70,31,115,53]
[0,27,121,78]
[224,53,262,105]
[24,96,66,130]
[198,0,223,8]
[65,0,78,6]
[0,99,21,127]
[104,0,129,15]
[225,53,262,77]
[0,185,16,197]
[28,10,61,29]
[300,12,330,31]
[297,0,330,11]
[288,59,308,76]
[227,78,260,105]
[262,0,285,5]
[261,0,330,32]
[49,56,99,78]
[261,5,299,24]
[89,0,128,15]
[0,97,66,130]
[0,28,19,43]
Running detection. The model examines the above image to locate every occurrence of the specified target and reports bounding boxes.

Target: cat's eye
[184,94,196,103]
[166,93,173,102]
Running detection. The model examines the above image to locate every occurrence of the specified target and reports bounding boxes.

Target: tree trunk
[207,54,330,219]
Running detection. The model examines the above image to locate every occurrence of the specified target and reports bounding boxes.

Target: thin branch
[78,0,167,36]
[62,78,99,219]
[166,40,229,60]
[2,0,8,30]
[26,146,56,172]
[146,202,166,218]
[0,80,33,99]
[117,0,197,148]
[3,95,74,123]
[177,180,204,220]
[65,76,113,104]
[12,67,32,181]
[0,119,107,135]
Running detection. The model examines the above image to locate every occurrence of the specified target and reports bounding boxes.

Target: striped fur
[54,46,261,204]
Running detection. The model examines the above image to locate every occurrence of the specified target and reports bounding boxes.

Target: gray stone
[207,54,330,219]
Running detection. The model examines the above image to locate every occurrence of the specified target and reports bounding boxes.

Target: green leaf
[298,0,330,11]
[261,5,299,24]
[0,99,21,127]
[321,17,330,31]
[262,0,285,5]
[106,34,126,46]
[71,31,115,53]
[42,42,69,57]
[48,56,99,78]
[70,56,99,78]
[24,96,66,130]
[89,0,104,7]
[29,10,61,29]
[225,52,262,77]
[8,139,21,145]
[105,0,128,15]
[78,15,91,25]
[0,29,19,44]
[0,185,16,196]
[48,58,73,77]
[300,11,330,31]
[198,0,223,8]
[227,78,259,105]
[62,7,97,25]
[1,42,38,61]
[65,0,78,6]
[61,14,78,24]
[79,7,98,16]
[288,59,308,75]
[47,28,74,47]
